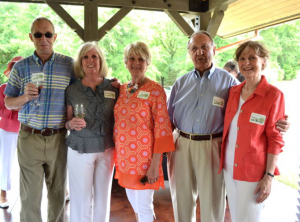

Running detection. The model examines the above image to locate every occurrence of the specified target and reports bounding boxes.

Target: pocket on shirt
[18,129,30,140]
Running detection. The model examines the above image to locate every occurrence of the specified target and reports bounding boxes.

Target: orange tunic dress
[114,80,175,190]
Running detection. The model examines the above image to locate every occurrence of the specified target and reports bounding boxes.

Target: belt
[21,124,65,136]
[179,130,223,141]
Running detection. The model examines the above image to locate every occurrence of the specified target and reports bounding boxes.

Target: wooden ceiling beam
[46,1,84,41]
[164,10,194,36]
[97,7,133,41]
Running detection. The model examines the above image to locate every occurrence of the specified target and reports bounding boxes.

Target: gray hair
[31,17,55,33]
[187,30,214,49]
[223,60,239,72]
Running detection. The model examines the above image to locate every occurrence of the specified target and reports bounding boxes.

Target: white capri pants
[0,129,18,191]
[125,188,155,222]
[68,147,114,222]
[224,163,266,222]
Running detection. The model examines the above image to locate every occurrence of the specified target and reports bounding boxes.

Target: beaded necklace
[127,77,145,93]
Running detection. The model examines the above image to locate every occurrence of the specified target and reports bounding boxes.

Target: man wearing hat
[4,17,75,222]
[0,56,23,208]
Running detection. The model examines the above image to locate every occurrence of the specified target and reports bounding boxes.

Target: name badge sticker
[104,91,116,99]
[137,91,150,99]
[212,96,224,108]
[32,72,44,82]
[250,113,266,125]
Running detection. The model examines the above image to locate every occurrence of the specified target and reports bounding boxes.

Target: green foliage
[0,2,299,85]
[149,19,190,85]
[258,21,300,80]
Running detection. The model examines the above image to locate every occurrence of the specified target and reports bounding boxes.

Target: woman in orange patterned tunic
[114,42,175,222]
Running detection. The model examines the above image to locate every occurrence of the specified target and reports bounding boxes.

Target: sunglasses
[32,32,54,38]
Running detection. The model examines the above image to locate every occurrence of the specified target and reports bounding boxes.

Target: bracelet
[265,172,274,177]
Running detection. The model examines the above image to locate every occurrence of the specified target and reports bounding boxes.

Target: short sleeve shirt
[4,52,75,129]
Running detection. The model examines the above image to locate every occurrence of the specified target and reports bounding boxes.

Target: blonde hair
[235,41,269,70]
[74,41,108,78]
[123,42,151,65]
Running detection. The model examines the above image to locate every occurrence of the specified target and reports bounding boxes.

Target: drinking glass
[31,81,43,106]
[74,103,85,119]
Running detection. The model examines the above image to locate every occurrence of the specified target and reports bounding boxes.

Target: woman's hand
[146,162,159,184]
[146,153,162,184]
[254,174,273,203]
[68,117,86,131]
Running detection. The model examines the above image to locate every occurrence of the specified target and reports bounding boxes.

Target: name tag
[104,91,115,99]
[137,91,150,99]
[212,96,224,108]
[32,72,44,82]
[250,113,266,125]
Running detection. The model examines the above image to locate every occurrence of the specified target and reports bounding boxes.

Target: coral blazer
[219,75,285,182]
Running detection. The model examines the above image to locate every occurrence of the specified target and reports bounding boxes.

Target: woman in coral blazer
[219,41,285,222]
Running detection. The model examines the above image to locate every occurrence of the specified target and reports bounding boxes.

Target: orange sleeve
[151,85,175,153]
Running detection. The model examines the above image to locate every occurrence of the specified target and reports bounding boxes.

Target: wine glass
[74,103,85,119]
[31,81,43,106]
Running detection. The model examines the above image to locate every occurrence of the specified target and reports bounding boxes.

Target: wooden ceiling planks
[217,0,300,38]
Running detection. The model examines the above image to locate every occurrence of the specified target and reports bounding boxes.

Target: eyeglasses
[32,32,54,39]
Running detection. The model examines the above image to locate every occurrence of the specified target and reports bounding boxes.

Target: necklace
[242,87,256,93]
[127,77,145,93]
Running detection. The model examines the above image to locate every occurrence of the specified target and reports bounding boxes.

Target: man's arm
[5,83,38,110]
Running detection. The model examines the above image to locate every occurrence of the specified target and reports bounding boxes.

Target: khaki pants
[17,128,67,222]
[168,130,226,222]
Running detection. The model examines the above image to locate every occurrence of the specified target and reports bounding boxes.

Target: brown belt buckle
[41,128,54,136]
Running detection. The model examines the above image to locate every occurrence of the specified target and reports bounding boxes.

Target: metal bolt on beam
[132,1,136,4]
[168,4,171,7]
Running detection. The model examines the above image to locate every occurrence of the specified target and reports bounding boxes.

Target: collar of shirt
[77,78,110,92]
[193,64,216,80]
[232,75,268,98]
[33,51,55,66]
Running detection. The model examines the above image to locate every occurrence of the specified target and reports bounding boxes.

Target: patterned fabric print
[66,79,119,153]
[4,52,75,129]
[114,81,173,179]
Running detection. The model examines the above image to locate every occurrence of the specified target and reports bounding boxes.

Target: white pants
[125,188,155,222]
[224,163,265,222]
[0,129,18,191]
[68,147,114,222]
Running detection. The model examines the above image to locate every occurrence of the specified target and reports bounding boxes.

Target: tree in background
[0,2,299,85]
[150,20,191,86]
[260,20,300,80]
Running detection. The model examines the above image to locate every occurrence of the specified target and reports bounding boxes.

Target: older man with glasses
[4,17,75,222]
[167,31,289,222]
